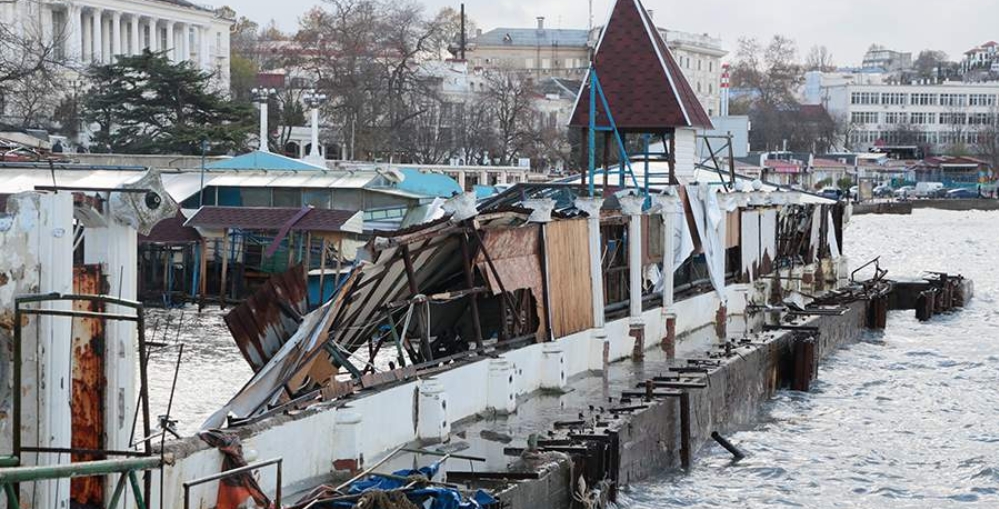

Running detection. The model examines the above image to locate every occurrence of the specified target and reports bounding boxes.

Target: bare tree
[912,50,948,80]
[731,35,802,109]
[484,69,535,166]
[0,12,67,128]
[805,45,836,72]
[973,105,999,170]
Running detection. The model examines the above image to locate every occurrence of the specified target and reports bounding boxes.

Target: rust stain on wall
[70,265,107,508]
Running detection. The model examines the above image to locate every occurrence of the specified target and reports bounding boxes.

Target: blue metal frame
[586,66,641,197]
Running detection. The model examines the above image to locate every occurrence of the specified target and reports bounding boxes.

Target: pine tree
[82,50,253,154]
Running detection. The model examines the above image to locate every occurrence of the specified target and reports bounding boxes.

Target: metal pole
[199,139,208,207]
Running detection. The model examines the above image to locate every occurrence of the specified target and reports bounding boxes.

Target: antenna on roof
[460,3,466,61]
[588,0,593,31]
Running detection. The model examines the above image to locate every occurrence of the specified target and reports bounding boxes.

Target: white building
[803,70,999,154]
[0,0,233,89]
[464,19,726,117]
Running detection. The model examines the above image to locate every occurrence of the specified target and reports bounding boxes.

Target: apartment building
[463,17,726,116]
[803,71,999,154]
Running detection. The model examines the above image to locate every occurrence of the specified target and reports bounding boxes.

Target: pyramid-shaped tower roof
[569,0,713,131]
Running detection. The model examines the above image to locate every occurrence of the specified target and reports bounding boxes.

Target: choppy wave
[621,210,999,509]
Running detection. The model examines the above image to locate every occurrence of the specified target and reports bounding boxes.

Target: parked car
[849,186,859,201]
[873,185,893,198]
[946,188,979,199]
[819,188,844,201]
[914,182,945,198]
[894,186,915,199]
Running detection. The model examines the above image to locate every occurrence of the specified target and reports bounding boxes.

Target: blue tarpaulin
[332,461,498,508]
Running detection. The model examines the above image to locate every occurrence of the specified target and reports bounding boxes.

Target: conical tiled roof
[569,0,713,130]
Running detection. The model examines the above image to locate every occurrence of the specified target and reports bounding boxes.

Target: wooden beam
[304,232,313,309]
[400,245,434,362]
[198,240,208,311]
[459,232,485,350]
[219,230,230,309]
[318,237,328,305]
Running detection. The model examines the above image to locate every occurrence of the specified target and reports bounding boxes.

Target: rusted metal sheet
[71,265,107,507]
[224,265,309,372]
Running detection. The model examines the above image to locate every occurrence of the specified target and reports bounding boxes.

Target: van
[914,182,944,198]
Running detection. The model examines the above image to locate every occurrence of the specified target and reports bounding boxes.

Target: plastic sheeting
[740,210,761,282]
[686,186,729,301]
[336,461,498,509]
[827,211,841,260]
[809,206,822,263]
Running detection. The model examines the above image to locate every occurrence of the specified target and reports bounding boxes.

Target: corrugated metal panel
[224,266,310,372]
[546,219,594,338]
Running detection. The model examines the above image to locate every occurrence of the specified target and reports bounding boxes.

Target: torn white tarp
[827,211,841,259]
[687,186,728,301]
[760,208,778,270]
[809,206,822,262]
[740,209,761,282]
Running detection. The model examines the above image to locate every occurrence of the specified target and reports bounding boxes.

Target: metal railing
[0,456,162,509]
[182,458,283,509]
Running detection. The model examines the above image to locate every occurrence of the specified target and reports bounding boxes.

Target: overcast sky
[228,0,997,66]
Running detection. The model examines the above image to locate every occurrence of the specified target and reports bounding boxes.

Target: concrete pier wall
[156,280,762,507]
[615,300,868,485]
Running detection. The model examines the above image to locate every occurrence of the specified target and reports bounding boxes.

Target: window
[709,84,713,94]
[697,60,702,71]
[709,61,714,72]
[910,93,938,106]
[272,188,302,208]
[851,111,879,124]
[969,94,996,107]
[881,92,907,105]
[525,58,534,69]
[970,112,994,125]
[940,93,967,107]
[884,112,907,124]
[851,92,878,105]
[697,82,702,93]
[940,112,967,125]
[910,112,936,124]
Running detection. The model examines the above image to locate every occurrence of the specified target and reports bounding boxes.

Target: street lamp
[303,89,328,165]
[251,87,277,152]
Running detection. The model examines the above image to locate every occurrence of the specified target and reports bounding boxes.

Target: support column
[67,5,83,62]
[148,18,158,53]
[165,20,176,61]
[199,25,210,69]
[575,197,607,370]
[619,194,646,360]
[90,8,103,63]
[179,22,190,63]
[81,9,92,62]
[101,14,111,62]
[655,188,681,359]
[130,15,141,55]
[111,11,122,59]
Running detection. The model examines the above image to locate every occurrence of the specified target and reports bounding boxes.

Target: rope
[355,490,420,509]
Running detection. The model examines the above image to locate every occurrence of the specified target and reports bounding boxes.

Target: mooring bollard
[711,431,745,461]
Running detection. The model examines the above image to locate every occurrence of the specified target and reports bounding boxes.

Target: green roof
[206,151,327,171]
